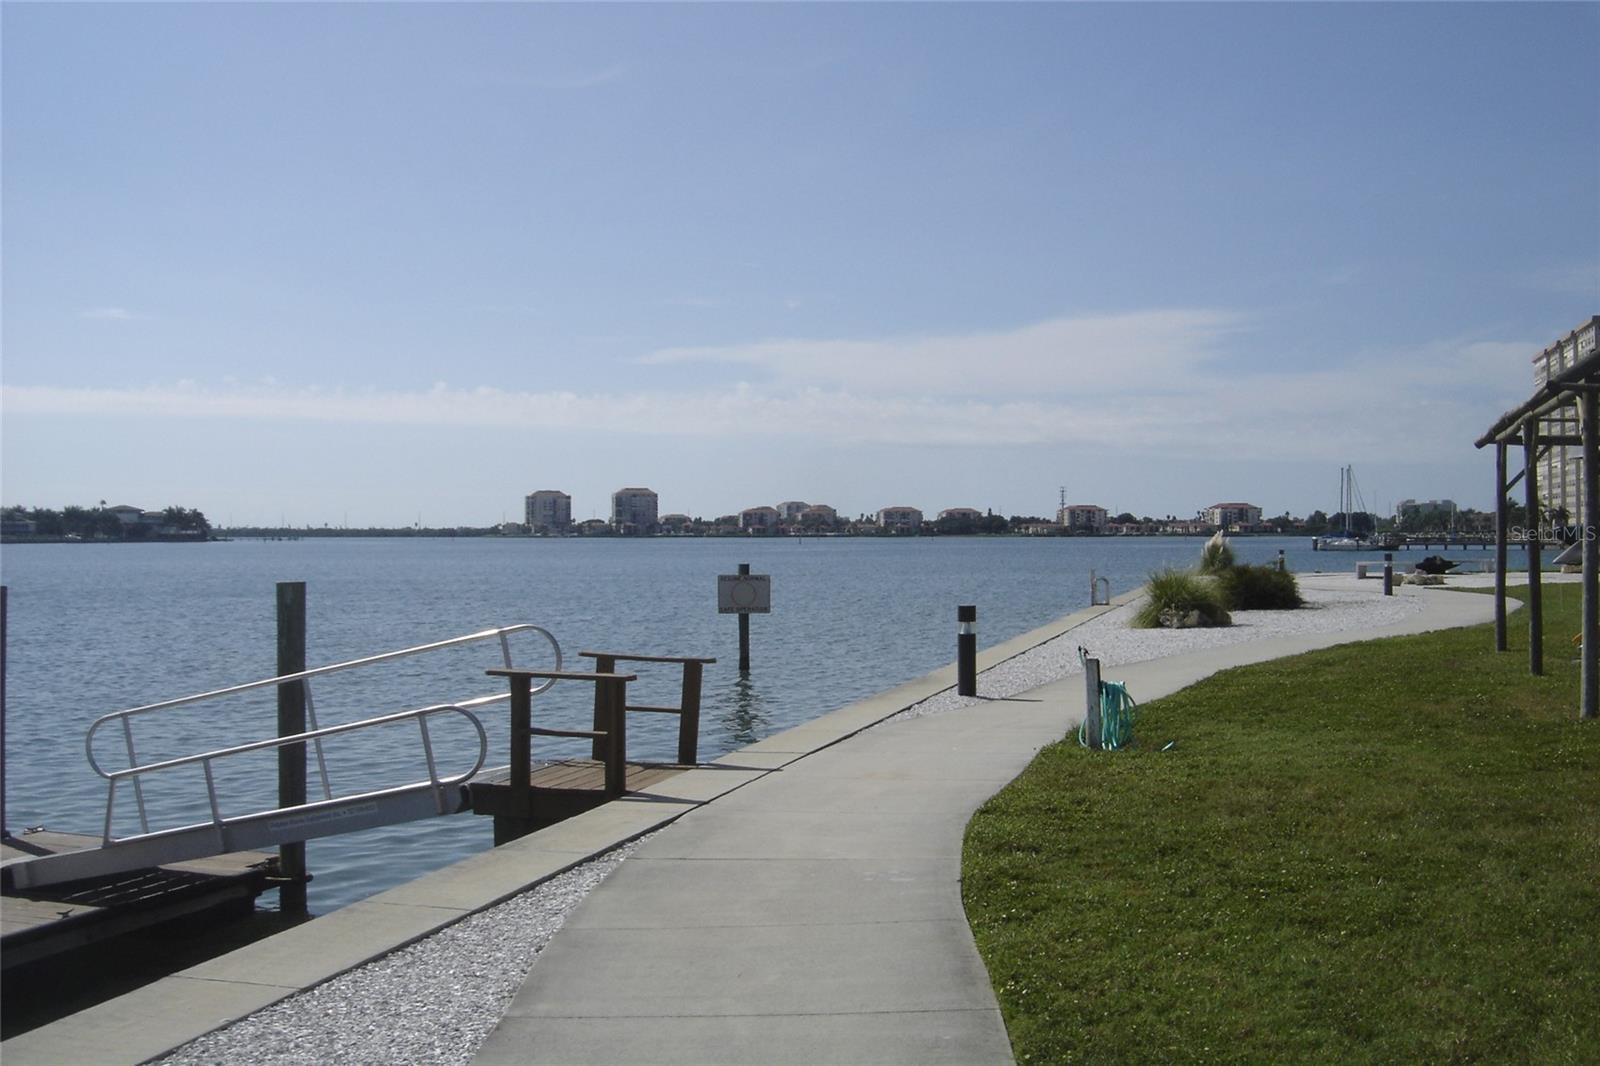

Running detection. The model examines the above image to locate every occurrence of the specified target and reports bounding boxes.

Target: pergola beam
[1495,443,1508,651]
[1524,419,1544,676]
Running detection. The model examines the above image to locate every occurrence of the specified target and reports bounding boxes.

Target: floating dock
[1,830,276,972]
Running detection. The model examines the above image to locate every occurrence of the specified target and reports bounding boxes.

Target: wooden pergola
[1474,315,1600,720]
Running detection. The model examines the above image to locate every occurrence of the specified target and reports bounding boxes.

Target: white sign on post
[718,573,771,614]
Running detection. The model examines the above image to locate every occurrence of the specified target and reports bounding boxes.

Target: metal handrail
[101,703,489,847]
[84,623,560,836]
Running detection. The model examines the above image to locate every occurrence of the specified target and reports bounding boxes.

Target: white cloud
[0,338,1534,464]
[3,311,1545,466]
[78,307,143,321]
[639,309,1250,396]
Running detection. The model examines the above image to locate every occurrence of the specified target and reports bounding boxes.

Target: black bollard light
[1278,549,1286,573]
[957,605,977,697]
[1383,552,1394,596]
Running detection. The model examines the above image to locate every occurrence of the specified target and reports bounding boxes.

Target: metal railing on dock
[6,625,561,891]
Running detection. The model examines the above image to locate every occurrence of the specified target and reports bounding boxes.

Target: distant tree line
[1,504,211,540]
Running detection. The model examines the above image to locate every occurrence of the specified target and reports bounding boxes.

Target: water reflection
[716,673,770,747]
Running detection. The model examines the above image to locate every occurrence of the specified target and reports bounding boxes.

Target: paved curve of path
[472,587,1499,1066]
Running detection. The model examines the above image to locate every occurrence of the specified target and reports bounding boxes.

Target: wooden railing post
[602,675,627,797]
[678,660,703,765]
[486,667,638,843]
[578,651,715,767]
[590,653,616,761]
[507,672,533,822]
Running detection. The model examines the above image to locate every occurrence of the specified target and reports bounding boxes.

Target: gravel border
[156,835,651,1066]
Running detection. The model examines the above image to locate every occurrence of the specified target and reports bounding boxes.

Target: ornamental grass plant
[1131,568,1232,628]
[1217,562,1304,611]
[1198,531,1235,574]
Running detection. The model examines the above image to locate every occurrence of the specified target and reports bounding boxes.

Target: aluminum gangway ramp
[2,624,562,892]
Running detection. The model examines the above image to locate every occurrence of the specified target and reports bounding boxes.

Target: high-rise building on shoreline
[612,487,659,535]
[524,490,572,533]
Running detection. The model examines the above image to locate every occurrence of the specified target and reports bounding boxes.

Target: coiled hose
[1078,648,1138,751]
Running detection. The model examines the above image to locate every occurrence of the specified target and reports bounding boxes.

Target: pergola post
[1495,443,1508,651]
[1524,419,1544,676]
[1583,388,1598,719]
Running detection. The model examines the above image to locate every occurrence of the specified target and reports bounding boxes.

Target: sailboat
[1315,466,1377,551]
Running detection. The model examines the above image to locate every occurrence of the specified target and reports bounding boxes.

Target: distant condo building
[1533,317,1599,523]
[611,487,659,535]
[776,501,810,522]
[740,506,780,533]
[524,490,572,534]
[1206,502,1263,530]
[799,504,837,528]
[659,513,692,533]
[938,507,984,522]
[1057,504,1107,533]
[877,506,923,533]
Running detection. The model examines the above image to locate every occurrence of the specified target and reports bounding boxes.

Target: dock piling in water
[275,582,308,916]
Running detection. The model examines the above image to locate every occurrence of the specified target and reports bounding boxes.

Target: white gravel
[887,577,1428,723]
[152,576,1434,1066]
[156,835,650,1066]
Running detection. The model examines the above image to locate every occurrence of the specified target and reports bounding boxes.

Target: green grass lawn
[963,585,1600,1064]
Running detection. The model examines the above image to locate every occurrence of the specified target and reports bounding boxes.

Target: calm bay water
[1,534,1404,912]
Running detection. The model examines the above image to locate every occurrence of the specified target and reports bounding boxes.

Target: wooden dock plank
[2,896,103,938]
[2,830,277,971]
[465,760,688,832]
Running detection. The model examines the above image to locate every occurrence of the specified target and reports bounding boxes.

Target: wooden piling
[1523,421,1543,675]
[737,563,751,672]
[1583,388,1598,719]
[2,586,7,838]
[1495,443,1508,651]
[275,581,308,915]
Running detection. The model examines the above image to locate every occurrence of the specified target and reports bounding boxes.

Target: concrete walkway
[472,585,1501,1066]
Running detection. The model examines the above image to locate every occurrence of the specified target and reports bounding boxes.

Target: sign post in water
[718,563,771,672]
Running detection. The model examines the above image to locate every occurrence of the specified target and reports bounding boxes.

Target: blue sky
[4,2,1596,527]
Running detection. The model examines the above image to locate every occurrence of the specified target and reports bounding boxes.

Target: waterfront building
[798,504,838,530]
[659,513,693,533]
[776,501,810,522]
[740,506,781,533]
[877,506,924,533]
[1533,318,1600,523]
[1057,504,1108,533]
[1205,502,1263,530]
[524,490,572,534]
[937,507,984,522]
[611,487,659,535]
